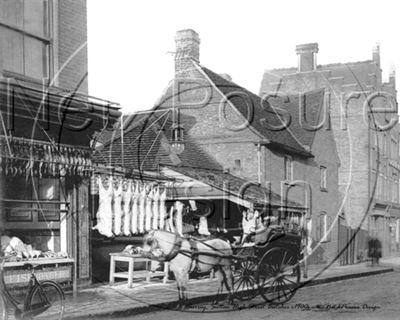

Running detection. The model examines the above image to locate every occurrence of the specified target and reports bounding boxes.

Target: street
[90,270,400,320]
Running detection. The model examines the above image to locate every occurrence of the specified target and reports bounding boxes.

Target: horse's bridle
[145,231,183,262]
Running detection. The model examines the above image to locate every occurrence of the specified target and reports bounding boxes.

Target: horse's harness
[146,231,221,272]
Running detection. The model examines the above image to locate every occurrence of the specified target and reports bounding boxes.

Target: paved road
[90,270,400,320]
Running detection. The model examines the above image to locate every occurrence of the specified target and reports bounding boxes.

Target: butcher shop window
[4,176,61,224]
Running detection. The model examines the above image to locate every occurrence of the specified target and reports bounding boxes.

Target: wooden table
[109,253,169,287]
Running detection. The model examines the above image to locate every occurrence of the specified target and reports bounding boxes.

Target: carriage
[230,226,303,304]
[142,225,303,307]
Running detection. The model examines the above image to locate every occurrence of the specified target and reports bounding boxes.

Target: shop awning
[161,165,306,212]
[0,77,121,147]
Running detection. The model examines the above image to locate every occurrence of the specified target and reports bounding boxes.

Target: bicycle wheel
[0,295,8,320]
[27,281,64,320]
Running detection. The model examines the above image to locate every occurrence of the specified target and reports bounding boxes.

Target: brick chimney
[372,43,381,68]
[296,43,318,72]
[175,29,200,77]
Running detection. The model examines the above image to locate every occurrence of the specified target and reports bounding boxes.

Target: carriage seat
[254,227,302,253]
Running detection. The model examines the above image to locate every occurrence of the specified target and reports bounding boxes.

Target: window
[284,156,293,180]
[393,179,399,203]
[4,176,61,222]
[320,166,327,191]
[0,0,51,80]
[234,159,241,171]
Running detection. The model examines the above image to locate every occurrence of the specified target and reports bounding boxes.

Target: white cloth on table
[93,176,113,238]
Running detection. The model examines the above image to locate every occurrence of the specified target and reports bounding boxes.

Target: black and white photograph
[0,1,399,319]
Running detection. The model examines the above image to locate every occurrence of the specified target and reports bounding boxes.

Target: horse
[141,229,234,308]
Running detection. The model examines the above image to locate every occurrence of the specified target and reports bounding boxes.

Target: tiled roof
[93,112,222,172]
[266,89,325,147]
[94,111,303,209]
[199,66,313,157]
[165,165,304,209]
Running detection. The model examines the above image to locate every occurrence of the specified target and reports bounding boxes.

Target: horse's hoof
[175,303,185,311]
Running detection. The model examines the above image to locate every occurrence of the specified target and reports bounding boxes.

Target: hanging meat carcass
[158,188,167,230]
[138,184,146,234]
[144,186,153,232]
[92,176,114,238]
[122,180,132,236]
[152,186,160,230]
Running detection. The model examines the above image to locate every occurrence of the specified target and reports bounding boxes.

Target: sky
[87,0,400,113]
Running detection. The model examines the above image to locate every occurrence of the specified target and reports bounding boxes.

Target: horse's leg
[221,265,234,304]
[175,271,189,310]
[174,270,183,309]
[183,272,189,303]
[213,266,225,305]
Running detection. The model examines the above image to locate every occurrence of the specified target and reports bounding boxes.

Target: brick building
[148,29,340,264]
[0,0,120,288]
[260,43,399,262]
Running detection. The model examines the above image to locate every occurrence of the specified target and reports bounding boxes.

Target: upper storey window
[0,0,51,80]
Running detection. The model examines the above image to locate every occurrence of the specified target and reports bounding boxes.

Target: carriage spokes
[257,247,301,304]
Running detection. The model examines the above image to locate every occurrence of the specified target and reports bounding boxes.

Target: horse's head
[142,230,178,259]
[142,230,159,253]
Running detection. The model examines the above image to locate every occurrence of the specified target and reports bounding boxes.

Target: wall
[261,67,372,230]
[260,49,400,259]
[167,60,340,264]
[56,0,88,93]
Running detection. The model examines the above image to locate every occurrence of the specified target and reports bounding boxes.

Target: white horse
[142,230,234,308]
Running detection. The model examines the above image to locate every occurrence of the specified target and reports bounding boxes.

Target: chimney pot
[295,43,318,72]
[389,66,396,88]
[372,43,380,67]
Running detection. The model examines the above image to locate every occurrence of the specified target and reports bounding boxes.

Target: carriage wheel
[232,246,258,301]
[257,247,300,304]
[233,258,259,300]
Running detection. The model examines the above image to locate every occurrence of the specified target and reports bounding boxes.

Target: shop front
[0,77,120,291]
[89,170,175,284]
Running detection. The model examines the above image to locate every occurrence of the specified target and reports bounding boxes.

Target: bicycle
[0,258,64,320]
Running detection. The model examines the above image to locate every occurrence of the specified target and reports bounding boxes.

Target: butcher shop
[90,112,307,286]
[0,78,121,291]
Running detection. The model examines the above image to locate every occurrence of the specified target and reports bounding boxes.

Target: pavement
[49,257,398,320]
